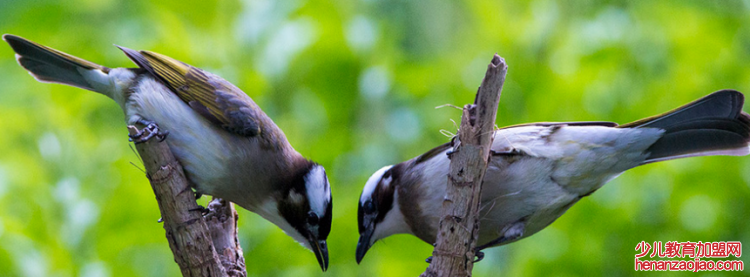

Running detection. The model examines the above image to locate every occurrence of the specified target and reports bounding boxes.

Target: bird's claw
[473,251,485,263]
[189,205,209,215]
[129,121,169,144]
[425,256,433,263]
[156,130,169,142]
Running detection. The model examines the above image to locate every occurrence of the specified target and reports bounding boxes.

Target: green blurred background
[1,0,749,276]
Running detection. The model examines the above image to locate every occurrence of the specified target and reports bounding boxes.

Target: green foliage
[1,0,749,276]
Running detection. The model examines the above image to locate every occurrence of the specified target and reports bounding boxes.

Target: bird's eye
[307,211,319,225]
[364,200,375,213]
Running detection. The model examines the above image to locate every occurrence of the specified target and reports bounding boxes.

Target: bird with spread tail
[356,89,750,263]
[4,34,332,271]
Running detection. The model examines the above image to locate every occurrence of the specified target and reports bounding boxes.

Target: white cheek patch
[305,165,331,217]
[361,165,393,204]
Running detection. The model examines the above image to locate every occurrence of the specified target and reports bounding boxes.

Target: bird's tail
[3,34,117,98]
[619,89,750,164]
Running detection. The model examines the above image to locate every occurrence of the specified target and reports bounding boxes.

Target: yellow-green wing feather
[137,50,262,137]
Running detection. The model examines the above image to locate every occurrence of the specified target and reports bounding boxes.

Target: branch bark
[206,198,247,277]
[420,55,507,277]
[128,126,246,277]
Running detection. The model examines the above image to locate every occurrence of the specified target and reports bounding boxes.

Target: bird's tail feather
[3,34,115,97]
[619,90,750,164]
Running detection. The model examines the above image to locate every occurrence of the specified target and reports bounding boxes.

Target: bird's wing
[499,121,619,129]
[118,46,264,137]
[413,122,618,165]
[414,142,452,165]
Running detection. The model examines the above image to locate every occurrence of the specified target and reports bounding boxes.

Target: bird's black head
[355,164,400,264]
[277,162,332,271]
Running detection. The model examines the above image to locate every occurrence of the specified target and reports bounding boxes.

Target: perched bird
[4,34,332,271]
[356,90,750,263]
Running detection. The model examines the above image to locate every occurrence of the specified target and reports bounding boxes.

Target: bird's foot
[189,205,210,215]
[425,256,433,263]
[445,137,460,159]
[129,120,169,144]
[195,192,203,200]
[473,250,485,263]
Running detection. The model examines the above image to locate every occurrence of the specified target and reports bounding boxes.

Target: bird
[355,89,750,263]
[4,34,332,271]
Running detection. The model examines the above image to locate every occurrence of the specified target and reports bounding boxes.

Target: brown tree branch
[128,126,246,277]
[420,55,507,277]
[206,198,247,277]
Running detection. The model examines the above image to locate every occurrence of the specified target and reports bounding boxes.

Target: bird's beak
[355,227,374,264]
[309,237,329,272]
